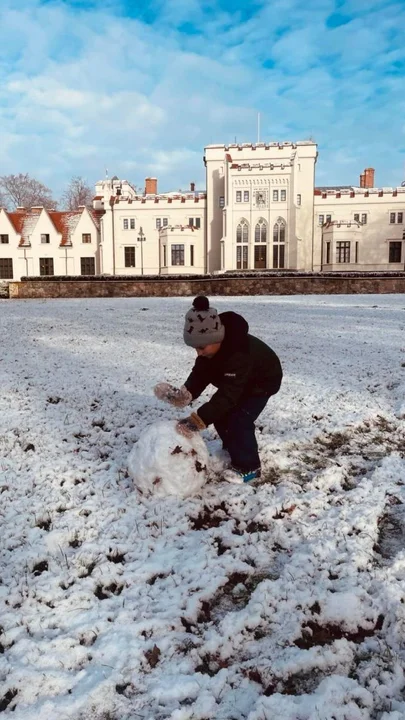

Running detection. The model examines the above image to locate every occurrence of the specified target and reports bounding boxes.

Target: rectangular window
[219,196,225,208]
[189,218,194,227]
[80,257,95,275]
[319,215,324,225]
[41,234,50,244]
[190,245,194,266]
[355,241,359,263]
[130,218,136,230]
[195,217,201,229]
[273,244,285,269]
[243,190,249,202]
[354,214,360,222]
[0,258,13,279]
[171,244,184,265]
[82,233,91,244]
[236,246,248,269]
[273,190,279,202]
[297,194,301,206]
[326,242,331,264]
[326,214,332,223]
[0,234,9,244]
[390,212,396,224]
[280,189,286,202]
[124,247,135,267]
[163,245,167,267]
[361,214,367,224]
[163,217,168,227]
[398,212,403,224]
[123,219,129,230]
[336,241,350,263]
[389,241,402,263]
[236,191,242,202]
[156,218,161,230]
[39,258,54,275]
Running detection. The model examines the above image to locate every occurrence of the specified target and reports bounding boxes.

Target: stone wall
[0,281,10,298]
[8,274,405,299]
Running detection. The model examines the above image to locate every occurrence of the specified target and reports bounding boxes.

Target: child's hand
[176,412,206,438]
[154,383,192,408]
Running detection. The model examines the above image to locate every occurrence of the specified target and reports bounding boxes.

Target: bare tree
[0,173,57,210]
[61,176,94,210]
[0,188,8,209]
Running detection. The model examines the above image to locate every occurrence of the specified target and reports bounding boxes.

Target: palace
[1,141,404,280]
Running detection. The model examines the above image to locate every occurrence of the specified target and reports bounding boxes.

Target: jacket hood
[219,311,249,351]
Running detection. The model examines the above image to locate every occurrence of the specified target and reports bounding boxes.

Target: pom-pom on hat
[183,296,225,348]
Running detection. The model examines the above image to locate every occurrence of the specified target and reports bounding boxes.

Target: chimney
[190,182,195,192]
[360,167,375,188]
[145,177,157,195]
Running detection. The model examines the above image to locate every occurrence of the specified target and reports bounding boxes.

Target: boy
[154,295,282,484]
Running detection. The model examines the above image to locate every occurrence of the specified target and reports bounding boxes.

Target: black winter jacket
[184,311,283,427]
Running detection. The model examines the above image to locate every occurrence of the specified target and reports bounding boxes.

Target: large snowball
[127,420,209,498]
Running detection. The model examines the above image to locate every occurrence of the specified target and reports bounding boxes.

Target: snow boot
[223,467,261,485]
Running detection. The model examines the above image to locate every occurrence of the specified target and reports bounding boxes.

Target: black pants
[213,395,269,473]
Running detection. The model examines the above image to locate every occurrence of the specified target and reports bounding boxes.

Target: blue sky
[0,0,404,198]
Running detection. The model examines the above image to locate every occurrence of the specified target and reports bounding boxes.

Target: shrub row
[19,270,405,282]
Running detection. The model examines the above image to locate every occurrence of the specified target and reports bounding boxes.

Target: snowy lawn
[0,294,405,720]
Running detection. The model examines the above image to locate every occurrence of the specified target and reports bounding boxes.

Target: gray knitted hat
[183,296,225,348]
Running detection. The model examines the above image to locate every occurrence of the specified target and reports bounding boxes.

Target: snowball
[127,420,209,498]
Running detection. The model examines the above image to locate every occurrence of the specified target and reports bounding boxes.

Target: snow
[127,420,209,498]
[0,293,404,720]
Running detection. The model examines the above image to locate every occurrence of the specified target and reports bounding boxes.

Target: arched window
[236,219,249,269]
[273,218,286,269]
[236,219,249,243]
[255,219,267,243]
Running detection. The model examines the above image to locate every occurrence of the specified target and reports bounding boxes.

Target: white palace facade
[1,142,404,280]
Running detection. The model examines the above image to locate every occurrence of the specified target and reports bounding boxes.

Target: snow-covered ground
[0,294,404,720]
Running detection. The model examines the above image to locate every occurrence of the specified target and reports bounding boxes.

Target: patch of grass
[78,561,96,578]
[294,614,384,649]
[94,582,124,600]
[374,415,396,433]
[195,652,229,676]
[0,689,18,712]
[189,501,229,530]
[107,550,126,564]
[314,430,351,453]
[115,682,133,696]
[32,560,48,576]
[202,570,279,624]
[69,532,82,548]
[36,516,52,531]
[146,572,168,585]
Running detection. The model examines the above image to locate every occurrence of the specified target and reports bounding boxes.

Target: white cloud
[0,0,404,197]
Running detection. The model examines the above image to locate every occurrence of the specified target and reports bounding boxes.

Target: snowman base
[127,420,210,498]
